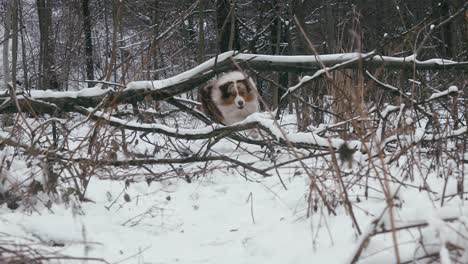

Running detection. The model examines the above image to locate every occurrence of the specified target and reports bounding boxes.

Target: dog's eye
[219,83,230,92]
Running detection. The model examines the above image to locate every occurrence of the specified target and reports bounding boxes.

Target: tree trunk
[82,0,95,87]
[11,0,18,91]
[216,0,240,52]
[197,0,205,63]
[270,0,288,109]
[270,0,280,108]
[292,0,309,55]
[149,1,160,80]
[186,1,196,51]
[104,0,122,84]
[36,0,59,90]
[323,0,336,53]
[446,0,465,59]
[2,0,12,89]
[19,0,29,91]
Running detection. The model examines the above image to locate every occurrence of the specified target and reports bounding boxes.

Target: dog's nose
[237,101,244,108]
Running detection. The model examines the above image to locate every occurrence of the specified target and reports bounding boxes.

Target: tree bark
[104,0,122,84]
[19,0,29,91]
[270,0,280,108]
[2,0,12,89]
[446,0,465,59]
[323,0,336,53]
[150,1,160,80]
[11,0,18,91]
[216,0,240,52]
[82,0,95,87]
[197,0,206,63]
[36,0,59,90]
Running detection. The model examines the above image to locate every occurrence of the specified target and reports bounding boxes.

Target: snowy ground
[1,113,467,263]
[1,163,364,264]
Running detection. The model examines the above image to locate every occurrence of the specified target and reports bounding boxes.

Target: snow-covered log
[1,51,466,114]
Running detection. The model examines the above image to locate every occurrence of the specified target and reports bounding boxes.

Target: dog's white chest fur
[217,100,259,125]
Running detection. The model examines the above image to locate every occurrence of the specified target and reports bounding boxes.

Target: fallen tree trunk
[0,51,466,114]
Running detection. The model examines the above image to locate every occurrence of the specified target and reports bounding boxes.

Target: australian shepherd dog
[198,71,259,126]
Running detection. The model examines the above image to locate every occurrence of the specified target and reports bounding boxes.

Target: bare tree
[197,0,206,63]
[82,0,95,87]
[216,0,240,52]
[36,0,59,89]
[1,0,12,89]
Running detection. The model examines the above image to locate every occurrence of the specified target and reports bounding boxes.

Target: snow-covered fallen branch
[1,51,466,114]
[77,107,362,152]
[76,107,266,140]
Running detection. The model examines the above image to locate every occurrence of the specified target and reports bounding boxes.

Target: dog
[198,71,259,125]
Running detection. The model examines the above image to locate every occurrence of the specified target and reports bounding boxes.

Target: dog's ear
[198,82,213,112]
[198,83,224,124]
[199,82,213,99]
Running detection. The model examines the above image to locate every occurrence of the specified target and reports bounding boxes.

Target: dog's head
[214,71,257,109]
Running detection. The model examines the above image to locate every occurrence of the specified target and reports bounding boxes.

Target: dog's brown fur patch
[221,94,236,105]
[199,83,224,123]
[243,92,256,102]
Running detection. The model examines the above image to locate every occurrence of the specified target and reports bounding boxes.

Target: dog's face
[218,79,256,109]
[199,71,259,125]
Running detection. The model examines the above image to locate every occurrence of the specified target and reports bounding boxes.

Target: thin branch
[69,155,270,177]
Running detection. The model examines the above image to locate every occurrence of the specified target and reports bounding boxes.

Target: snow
[3,151,466,263]
[404,117,413,125]
[448,85,458,94]
[90,108,223,136]
[1,48,467,263]
[381,104,401,118]
[28,86,112,99]
[1,111,468,263]
[408,79,421,85]
[1,166,359,264]
[429,86,459,100]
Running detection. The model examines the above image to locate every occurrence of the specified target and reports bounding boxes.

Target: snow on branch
[76,107,263,140]
[77,107,361,151]
[231,51,467,72]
